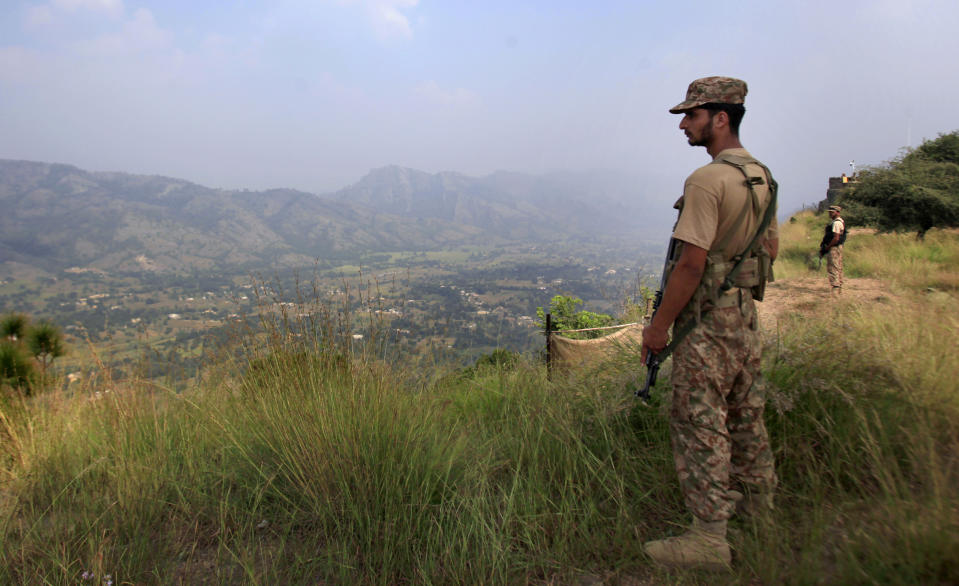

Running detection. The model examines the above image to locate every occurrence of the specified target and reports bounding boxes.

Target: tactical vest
[668,153,778,320]
[821,217,847,249]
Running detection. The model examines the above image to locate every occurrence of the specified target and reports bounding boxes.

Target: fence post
[545,312,552,381]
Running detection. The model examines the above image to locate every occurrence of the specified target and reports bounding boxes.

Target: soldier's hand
[641,323,668,363]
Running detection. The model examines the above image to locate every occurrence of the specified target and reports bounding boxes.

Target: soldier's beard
[687,123,713,147]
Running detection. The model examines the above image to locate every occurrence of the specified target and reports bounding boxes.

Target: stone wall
[820,176,855,211]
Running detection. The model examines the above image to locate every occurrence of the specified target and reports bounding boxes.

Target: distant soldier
[641,76,778,571]
[820,205,845,294]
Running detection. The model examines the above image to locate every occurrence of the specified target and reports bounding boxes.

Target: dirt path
[757,276,898,331]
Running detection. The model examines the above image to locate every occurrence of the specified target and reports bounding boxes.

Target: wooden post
[644,297,655,324]
[545,312,552,380]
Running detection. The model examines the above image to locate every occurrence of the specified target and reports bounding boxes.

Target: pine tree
[0,341,35,393]
[1,313,30,341]
[26,321,66,376]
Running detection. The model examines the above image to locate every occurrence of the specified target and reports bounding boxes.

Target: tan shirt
[831,218,845,237]
[672,148,778,262]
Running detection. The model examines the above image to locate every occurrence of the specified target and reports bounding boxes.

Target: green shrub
[535,295,614,339]
[0,313,30,340]
[0,340,35,392]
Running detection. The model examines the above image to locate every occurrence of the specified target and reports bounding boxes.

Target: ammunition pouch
[708,256,761,289]
[691,253,771,319]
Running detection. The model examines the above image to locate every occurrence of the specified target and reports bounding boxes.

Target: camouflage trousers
[669,293,777,522]
[827,245,843,288]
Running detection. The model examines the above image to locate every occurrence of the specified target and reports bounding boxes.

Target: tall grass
[755,296,959,583]
[0,333,670,582]
[1,228,958,583]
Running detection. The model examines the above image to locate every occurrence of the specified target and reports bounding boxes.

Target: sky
[2,0,959,216]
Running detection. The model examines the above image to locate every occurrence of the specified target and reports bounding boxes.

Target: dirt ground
[756,275,897,332]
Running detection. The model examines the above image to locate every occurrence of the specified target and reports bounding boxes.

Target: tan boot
[643,517,731,571]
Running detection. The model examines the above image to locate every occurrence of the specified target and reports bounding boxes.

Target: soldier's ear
[713,110,729,128]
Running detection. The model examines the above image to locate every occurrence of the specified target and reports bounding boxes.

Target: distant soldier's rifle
[818,244,829,268]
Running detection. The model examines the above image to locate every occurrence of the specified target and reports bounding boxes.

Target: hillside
[0,160,476,274]
[0,160,661,276]
[1,211,958,583]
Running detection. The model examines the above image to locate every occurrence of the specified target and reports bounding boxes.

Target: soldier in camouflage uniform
[824,205,845,294]
[640,76,779,571]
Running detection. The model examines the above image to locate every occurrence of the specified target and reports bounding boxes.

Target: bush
[0,340,35,392]
[474,348,519,370]
[1,312,30,340]
[453,348,522,380]
[0,313,67,393]
[535,295,614,339]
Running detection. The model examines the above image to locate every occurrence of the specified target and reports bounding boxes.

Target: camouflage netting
[549,324,644,372]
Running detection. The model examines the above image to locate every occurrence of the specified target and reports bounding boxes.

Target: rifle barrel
[635,238,675,402]
[636,353,659,401]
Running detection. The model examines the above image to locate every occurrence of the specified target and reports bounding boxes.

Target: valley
[1,238,661,382]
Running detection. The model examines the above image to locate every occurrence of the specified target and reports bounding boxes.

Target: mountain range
[0,159,667,275]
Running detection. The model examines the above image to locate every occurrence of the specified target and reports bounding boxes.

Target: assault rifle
[635,238,679,402]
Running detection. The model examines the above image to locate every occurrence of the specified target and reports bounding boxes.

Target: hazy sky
[2,0,959,216]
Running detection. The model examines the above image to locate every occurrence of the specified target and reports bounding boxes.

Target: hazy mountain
[328,165,664,238]
[0,159,662,275]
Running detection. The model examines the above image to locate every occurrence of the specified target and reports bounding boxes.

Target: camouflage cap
[828,205,842,213]
[669,76,748,114]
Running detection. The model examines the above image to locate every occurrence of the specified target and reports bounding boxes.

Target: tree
[1,313,29,341]
[842,131,959,239]
[535,295,614,339]
[0,313,68,393]
[910,130,959,164]
[0,341,35,393]
[26,321,66,376]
